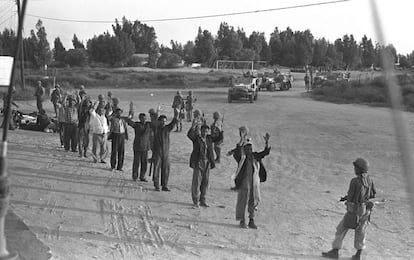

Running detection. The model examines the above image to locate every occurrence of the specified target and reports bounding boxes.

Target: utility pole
[16,0,25,90]
[0,0,28,259]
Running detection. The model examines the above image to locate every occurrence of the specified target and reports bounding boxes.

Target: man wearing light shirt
[89,101,109,163]
[108,108,128,171]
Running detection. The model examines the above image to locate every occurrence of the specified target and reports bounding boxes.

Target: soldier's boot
[321,249,339,259]
[248,218,257,229]
[352,250,362,260]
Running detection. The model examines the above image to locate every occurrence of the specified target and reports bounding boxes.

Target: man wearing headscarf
[232,132,271,229]
[151,111,178,191]
[322,158,376,260]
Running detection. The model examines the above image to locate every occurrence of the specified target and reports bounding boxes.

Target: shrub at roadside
[311,75,414,110]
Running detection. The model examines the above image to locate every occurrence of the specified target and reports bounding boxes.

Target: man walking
[126,112,151,182]
[187,124,219,207]
[322,158,376,260]
[89,101,109,163]
[77,91,91,158]
[151,111,178,191]
[34,80,45,112]
[233,133,271,229]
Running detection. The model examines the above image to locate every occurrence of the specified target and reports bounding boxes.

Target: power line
[25,0,350,24]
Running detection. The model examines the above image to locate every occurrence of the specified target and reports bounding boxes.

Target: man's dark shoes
[230,186,238,191]
[321,249,339,259]
[155,187,160,191]
[200,201,209,207]
[161,187,171,192]
[139,178,148,182]
[100,160,106,164]
[248,218,257,229]
[239,220,247,228]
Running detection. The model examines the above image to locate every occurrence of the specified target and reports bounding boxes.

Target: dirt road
[6,83,414,259]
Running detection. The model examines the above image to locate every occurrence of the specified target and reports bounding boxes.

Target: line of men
[49,85,376,260]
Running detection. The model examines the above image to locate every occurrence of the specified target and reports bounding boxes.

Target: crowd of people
[2,82,377,260]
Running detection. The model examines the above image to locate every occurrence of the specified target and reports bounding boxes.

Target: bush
[157,52,183,68]
[65,49,88,67]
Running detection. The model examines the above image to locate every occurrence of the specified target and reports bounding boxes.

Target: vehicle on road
[274,73,293,91]
[228,77,259,103]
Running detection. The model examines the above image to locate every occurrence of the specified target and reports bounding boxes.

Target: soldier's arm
[166,117,178,132]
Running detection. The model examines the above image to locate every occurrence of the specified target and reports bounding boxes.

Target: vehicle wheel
[249,95,253,103]
[228,96,232,103]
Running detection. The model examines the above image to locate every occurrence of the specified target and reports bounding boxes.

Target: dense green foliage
[1,18,413,70]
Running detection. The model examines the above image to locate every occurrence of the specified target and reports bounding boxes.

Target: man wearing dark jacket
[152,112,178,191]
[187,124,221,207]
[126,113,151,182]
[232,133,271,229]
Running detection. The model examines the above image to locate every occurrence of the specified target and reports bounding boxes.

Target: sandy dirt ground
[4,79,414,260]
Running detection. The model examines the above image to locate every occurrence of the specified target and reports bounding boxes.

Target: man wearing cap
[108,108,128,171]
[89,101,109,163]
[126,112,151,182]
[187,123,220,207]
[151,110,178,191]
[322,158,376,260]
[34,80,45,112]
[211,112,224,163]
[232,132,271,229]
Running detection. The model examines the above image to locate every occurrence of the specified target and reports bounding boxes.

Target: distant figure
[172,91,184,110]
[108,108,128,171]
[34,80,45,112]
[304,74,310,92]
[185,91,197,122]
[105,91,114,117]
[172,91,185,132]
[1,86,19,130]
[50,84,62,117]
[322,158,376,260]
[210,111,224,163]
[77,94,92,158]
[89,101,109,163]
[151,111,178,191]
[126,112,151,182]
[63,95,79,152]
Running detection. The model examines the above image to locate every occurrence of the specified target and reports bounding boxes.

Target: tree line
[0,17,413,70]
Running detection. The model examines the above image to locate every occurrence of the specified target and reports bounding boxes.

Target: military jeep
[228,77,259,103]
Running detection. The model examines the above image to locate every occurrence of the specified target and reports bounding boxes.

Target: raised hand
[264,132,270,144]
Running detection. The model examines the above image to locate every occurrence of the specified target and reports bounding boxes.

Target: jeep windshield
[233,77,252,85]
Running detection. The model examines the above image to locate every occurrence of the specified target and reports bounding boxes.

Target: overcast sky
[1,0,413,55]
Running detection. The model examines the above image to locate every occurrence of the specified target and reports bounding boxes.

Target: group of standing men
[40,83,377,260]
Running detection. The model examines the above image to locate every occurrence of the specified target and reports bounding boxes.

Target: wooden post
[16,0,25,90]
[0,0,27,259]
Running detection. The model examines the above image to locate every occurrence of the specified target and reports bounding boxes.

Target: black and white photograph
[0,0,413,259]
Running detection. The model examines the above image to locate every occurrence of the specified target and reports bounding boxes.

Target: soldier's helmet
[213,111,220,120]
[353,158,369,172]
